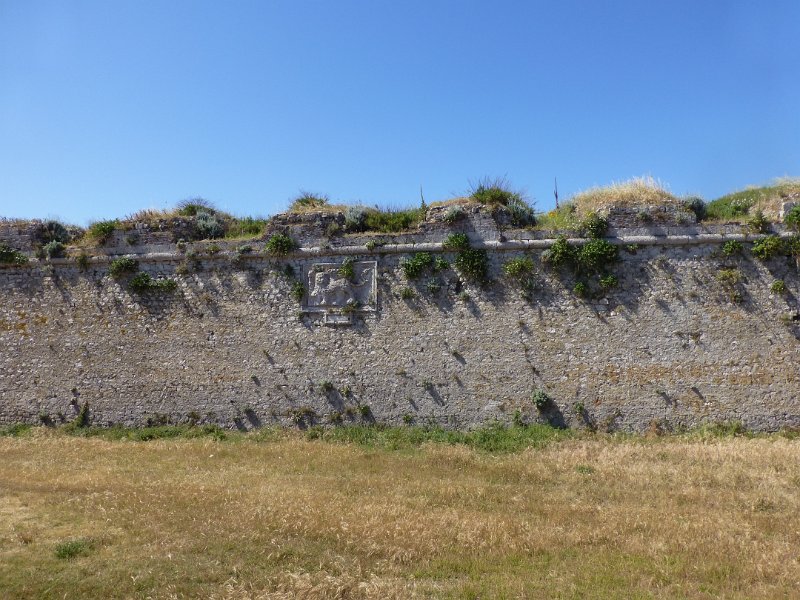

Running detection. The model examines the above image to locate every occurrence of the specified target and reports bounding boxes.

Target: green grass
[54,538,94,560]
[224,216,269,239]
[706,180,800,221]
[535,202,579,230]
[363,206,426,233]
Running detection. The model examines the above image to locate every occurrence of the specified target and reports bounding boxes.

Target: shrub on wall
[109,257,138,277]
[575,239,619,274]
[683,196,707,221]
[0,243,27,265]
[503,256,534,279]
[454,248,489,282]
[721,240,743,256]
[442,232,470,251]
[580,212,609,239]
[129,272,178,293]
[443,206,466,224]
[41,240,65,259]
[194,211,225,240]
[784,205,800,230]
[751,235,786,260]
[265,233,298,256]
[544,236,577,268]
[401,252,434,279]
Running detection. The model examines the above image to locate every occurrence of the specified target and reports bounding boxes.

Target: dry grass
[572,176,680,214]
[1,430,799,598]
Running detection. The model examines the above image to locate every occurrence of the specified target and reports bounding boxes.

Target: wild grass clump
[468,177,525,207]
[536,202,579,230]
[288,192,330,212]
[176,198,217,216]
[572,176,678,213]
[225,217,268,239]
[363,206,425,233]
[41,240,65,259]
[54,537,94,560]
[441,232,470,251]
[86,220,119,245]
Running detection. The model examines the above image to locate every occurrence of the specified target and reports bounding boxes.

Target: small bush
[599,274,618,289]
[442,232,470,251]
[503,256,534,279]
[705,195,754,220]
[771,280,787,294]
[454,248,489,282]
[195,210,225,239]
[75,253,90,270]
[291,281,305,303]
[401,252,434,279]
[747,210,770,233]
[716,268,742,287]
[505,197,537,227]
[576,239,619,274]
[751,235,786,260]
[129,272,178,293]
[721,240,743,256]
[443,206,466,224]
[41,240,65,259]
[544,236,576,268]
[572,281,588,297]
[683,196,707,221]
[532,389,550,410]
[0,243,28,265]
[338,257,355,280]
[108,257,138,277]
[580,212,609,239]
[784,205,800,230]
[425,278,441,294]
[87,220,119,244]
[434,256,449,271]
[265,233,297,256]
[344,206,369,232]
[399,286,416,300]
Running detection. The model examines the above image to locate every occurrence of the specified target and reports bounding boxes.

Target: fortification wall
[1,214,799,432]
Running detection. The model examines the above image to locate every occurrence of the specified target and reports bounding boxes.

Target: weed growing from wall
[721,240,743,256]
[751,236,786,260]
[401,252,434,279]
[108,257,138,277]
[785,205,800,230]
[129,273,178,293]
[265,233,298,256]
[771,280,787,294]
[503,257,534,280]
[454,248,489,282]
[442,233,470,251]
[0,243,28,265]
[86,220,119,245]
[579,212,609,239]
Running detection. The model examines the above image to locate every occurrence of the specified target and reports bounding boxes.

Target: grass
[1,425,799,598]
[571,176,679,213]
[706,178,800,221]
[363,206,426,233]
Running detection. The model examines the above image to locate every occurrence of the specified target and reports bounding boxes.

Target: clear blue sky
[1,0,799,225]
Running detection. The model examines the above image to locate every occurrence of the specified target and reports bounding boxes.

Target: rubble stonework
[1,212,798,432]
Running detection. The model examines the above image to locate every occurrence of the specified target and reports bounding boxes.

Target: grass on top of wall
[705,178,800,221]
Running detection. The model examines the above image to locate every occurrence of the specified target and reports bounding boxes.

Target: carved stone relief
[303,261,377,321]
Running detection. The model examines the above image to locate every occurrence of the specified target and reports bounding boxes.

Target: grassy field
[1,425,799,599]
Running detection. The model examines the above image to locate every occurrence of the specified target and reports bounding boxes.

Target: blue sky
[1,0,799,225]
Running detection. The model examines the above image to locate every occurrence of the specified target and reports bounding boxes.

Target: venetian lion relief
[304,260,377,323]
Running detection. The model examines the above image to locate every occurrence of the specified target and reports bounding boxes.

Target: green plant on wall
[721,240,743,256]
[503,256,534,280]
[751,235,786,260]
[265,233,298,256]
[785,205,800,230]
[129,272,178,293]
[575,239,619,274]
[86,220,119,245]
[338,257,355,280]
[580,212,609,239]
[454,248,489,282]
[291,281,305,303]
[401,252,434,279]
[442,232,470,251]
[109,257,138,277]
[0,243,28,265]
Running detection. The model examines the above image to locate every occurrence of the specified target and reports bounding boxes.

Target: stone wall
[1,213,799,432]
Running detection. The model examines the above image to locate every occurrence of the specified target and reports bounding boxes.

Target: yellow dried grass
[1,431,799,598]
[572,176,680,214]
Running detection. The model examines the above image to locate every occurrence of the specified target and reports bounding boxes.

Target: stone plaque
[304,260,377,317]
